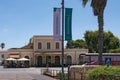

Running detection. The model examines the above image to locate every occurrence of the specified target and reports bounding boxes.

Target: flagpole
[61,0,64,74]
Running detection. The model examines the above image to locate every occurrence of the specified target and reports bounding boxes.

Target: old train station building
[7,35,88,67]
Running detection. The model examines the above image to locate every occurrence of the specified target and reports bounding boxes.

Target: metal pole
[75,51,76,65]
[68,65,70,80]
[61,0,64,74]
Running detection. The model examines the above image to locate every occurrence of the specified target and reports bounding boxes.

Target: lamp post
[75,51,77,65]
[0,43,5,50]
[61,0,64,74]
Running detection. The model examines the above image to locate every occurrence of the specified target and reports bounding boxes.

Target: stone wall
[69,65,99,80]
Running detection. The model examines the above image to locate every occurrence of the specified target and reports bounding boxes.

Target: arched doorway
[46,56,51,66]
[37,56,42,67]
[55,56,60,67]
[67,55,72,65]
[24,56,30,67]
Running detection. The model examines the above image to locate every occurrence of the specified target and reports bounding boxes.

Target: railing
[41,68,120,80]
[41,68,68,80]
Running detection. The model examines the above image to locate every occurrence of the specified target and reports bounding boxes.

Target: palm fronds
[82,0,88,7]
[91,0,107,16]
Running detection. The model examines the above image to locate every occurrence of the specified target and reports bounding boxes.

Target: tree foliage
[84,31,98,52]
[66,39,87,49]
[86,66,120,80]
[84,31,120,53]
[66,30,120,53]
[110,48,120,53]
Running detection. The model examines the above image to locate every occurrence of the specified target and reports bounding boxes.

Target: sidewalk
[0,73,34,80]
[0,73,56,80]
[0,66,57,80]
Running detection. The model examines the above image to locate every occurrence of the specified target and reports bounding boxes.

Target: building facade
[8,35,88,67]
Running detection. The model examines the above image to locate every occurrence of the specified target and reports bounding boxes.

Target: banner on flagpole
[65,8,72,40]
[53,8,61,41]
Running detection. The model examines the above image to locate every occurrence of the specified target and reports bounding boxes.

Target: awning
[6,58,16,61]
[9,54,20,58]
[18,58,29,61]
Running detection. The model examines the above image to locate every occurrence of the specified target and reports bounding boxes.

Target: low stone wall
[69,65,99,80]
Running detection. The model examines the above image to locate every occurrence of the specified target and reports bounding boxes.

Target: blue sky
[0,0,120,50]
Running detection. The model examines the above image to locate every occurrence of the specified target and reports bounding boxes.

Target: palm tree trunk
[82,0,107,65]
[98,11,104,65]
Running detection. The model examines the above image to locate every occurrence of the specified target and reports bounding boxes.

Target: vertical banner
[65,8,72,40]
[53,8,61,41]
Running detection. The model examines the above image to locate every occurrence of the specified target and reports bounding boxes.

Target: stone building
[8,35,88,66]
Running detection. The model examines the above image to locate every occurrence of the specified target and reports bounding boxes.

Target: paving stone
[0,67,58,80]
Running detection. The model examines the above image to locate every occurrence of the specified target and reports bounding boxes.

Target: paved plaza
[0,66,67,80]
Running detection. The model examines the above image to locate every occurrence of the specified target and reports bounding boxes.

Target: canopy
[18,58,29,61]
[6,58,16,61]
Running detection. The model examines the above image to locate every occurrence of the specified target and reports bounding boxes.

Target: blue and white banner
[53,8,61,41]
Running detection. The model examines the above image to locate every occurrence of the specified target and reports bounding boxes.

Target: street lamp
[61,0,64,74]
[0,43,5,50]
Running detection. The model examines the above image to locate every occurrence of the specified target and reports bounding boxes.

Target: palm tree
[1,43,5,49]
[82,0,107,65]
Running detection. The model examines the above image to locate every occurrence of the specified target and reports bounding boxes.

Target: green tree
[82,0,107,65]
[74,39,87,48]
[110,48,120,53]
[103,31,120,52]
[84,31,120,53]
[66,39,87,49]
[84,31,98,52]
[66,40,75,49]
